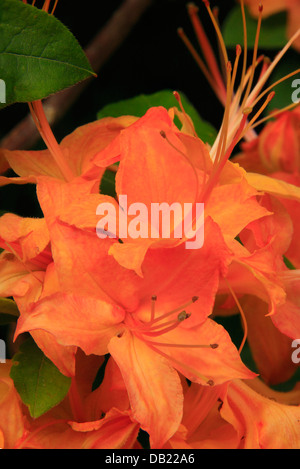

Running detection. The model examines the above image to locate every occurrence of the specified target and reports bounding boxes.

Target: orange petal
[108,329,184,448]
[0,214,50,262]
[239,295,298,385]
[221,379,300,449]
[0,362,26,449]
[245,172,300,202]
[15,292,126,356]
[145,318,256,386]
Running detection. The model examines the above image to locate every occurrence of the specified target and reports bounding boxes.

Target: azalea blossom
[0,0,300,450]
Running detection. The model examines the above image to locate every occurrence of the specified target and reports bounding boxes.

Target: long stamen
[246,27,300,106]
[239,91,276,140]
[226,280,248,354]
[202,0,229,73]
[187,3,226,97]
[50,0,59,15]
[144,339,215,386]
[177,28,224,103]
[250,68,300,110]
[160,129,200,204]
[250,102,300,131]
[173,90,197,137]
[237,0,248,106]
[240,3,263,110]
[148,296,199,326]
[151,295,157,322]
[28,101,74,182]
[214,61,233,166]
[201,110,250,203]
[143,338,218,349]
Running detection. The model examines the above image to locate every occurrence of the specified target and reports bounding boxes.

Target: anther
[207,379,215,386]
[210,343,219,349]
[192,296,199,303]
[160,130,167,139]
[236,44,242,56]
[177,311,191,322]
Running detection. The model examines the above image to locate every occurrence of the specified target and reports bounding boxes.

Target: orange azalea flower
[39,106,270,279]
[164,375,300,449]
[244,0,300,51]
[233,106,300,267]
[235,106,300,175]
[0,361,26,449]
[220,377,300,449]
[163,380,239,449]
[4,352,140,449]
[0,213,77,376]
[13,174,256,447]
[216,193,300,384]
[0,99,137,188]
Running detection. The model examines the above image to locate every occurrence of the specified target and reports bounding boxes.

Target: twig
[0,0,153,151]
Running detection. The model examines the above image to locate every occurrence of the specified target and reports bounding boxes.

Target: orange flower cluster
[0,0,299,449]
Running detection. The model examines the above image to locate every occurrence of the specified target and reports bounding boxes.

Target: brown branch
[0,0,153,151]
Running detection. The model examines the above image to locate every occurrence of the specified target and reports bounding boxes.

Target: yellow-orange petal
[108,329,184,449]
[15,293,126,357]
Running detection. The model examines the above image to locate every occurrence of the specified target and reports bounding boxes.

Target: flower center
[125,295,219,386]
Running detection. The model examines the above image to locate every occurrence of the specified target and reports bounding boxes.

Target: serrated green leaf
[223,7,287,49]
[10,338,71,419]
[97,90,217,145]
[0,0,95,108]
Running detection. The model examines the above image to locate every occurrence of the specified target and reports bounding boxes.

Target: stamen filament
[250,102,300,131]
[239,91,276,140]
[202,0,229,75]
[144,339,215,386]
[28,101,74,182]
[201,111,250,203]
[250,68,300,110]
[160,129,200,203]
[173,91,197,137]
[246,28,300,106]
[187,3,226,96]
[177,28,225,103]
[143,339,217,349]
[240,3,263,110]
[149,296,198,326]
[151,295,157,322]
[226,280,248,354]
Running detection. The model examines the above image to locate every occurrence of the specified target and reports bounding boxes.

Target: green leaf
[283,256,296,270]
[223,7,288,49]
[97,90,217,145]
[10,338,71,419]
[0,0,95,108]
[100,169,116,197]
[0,298,19,325]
